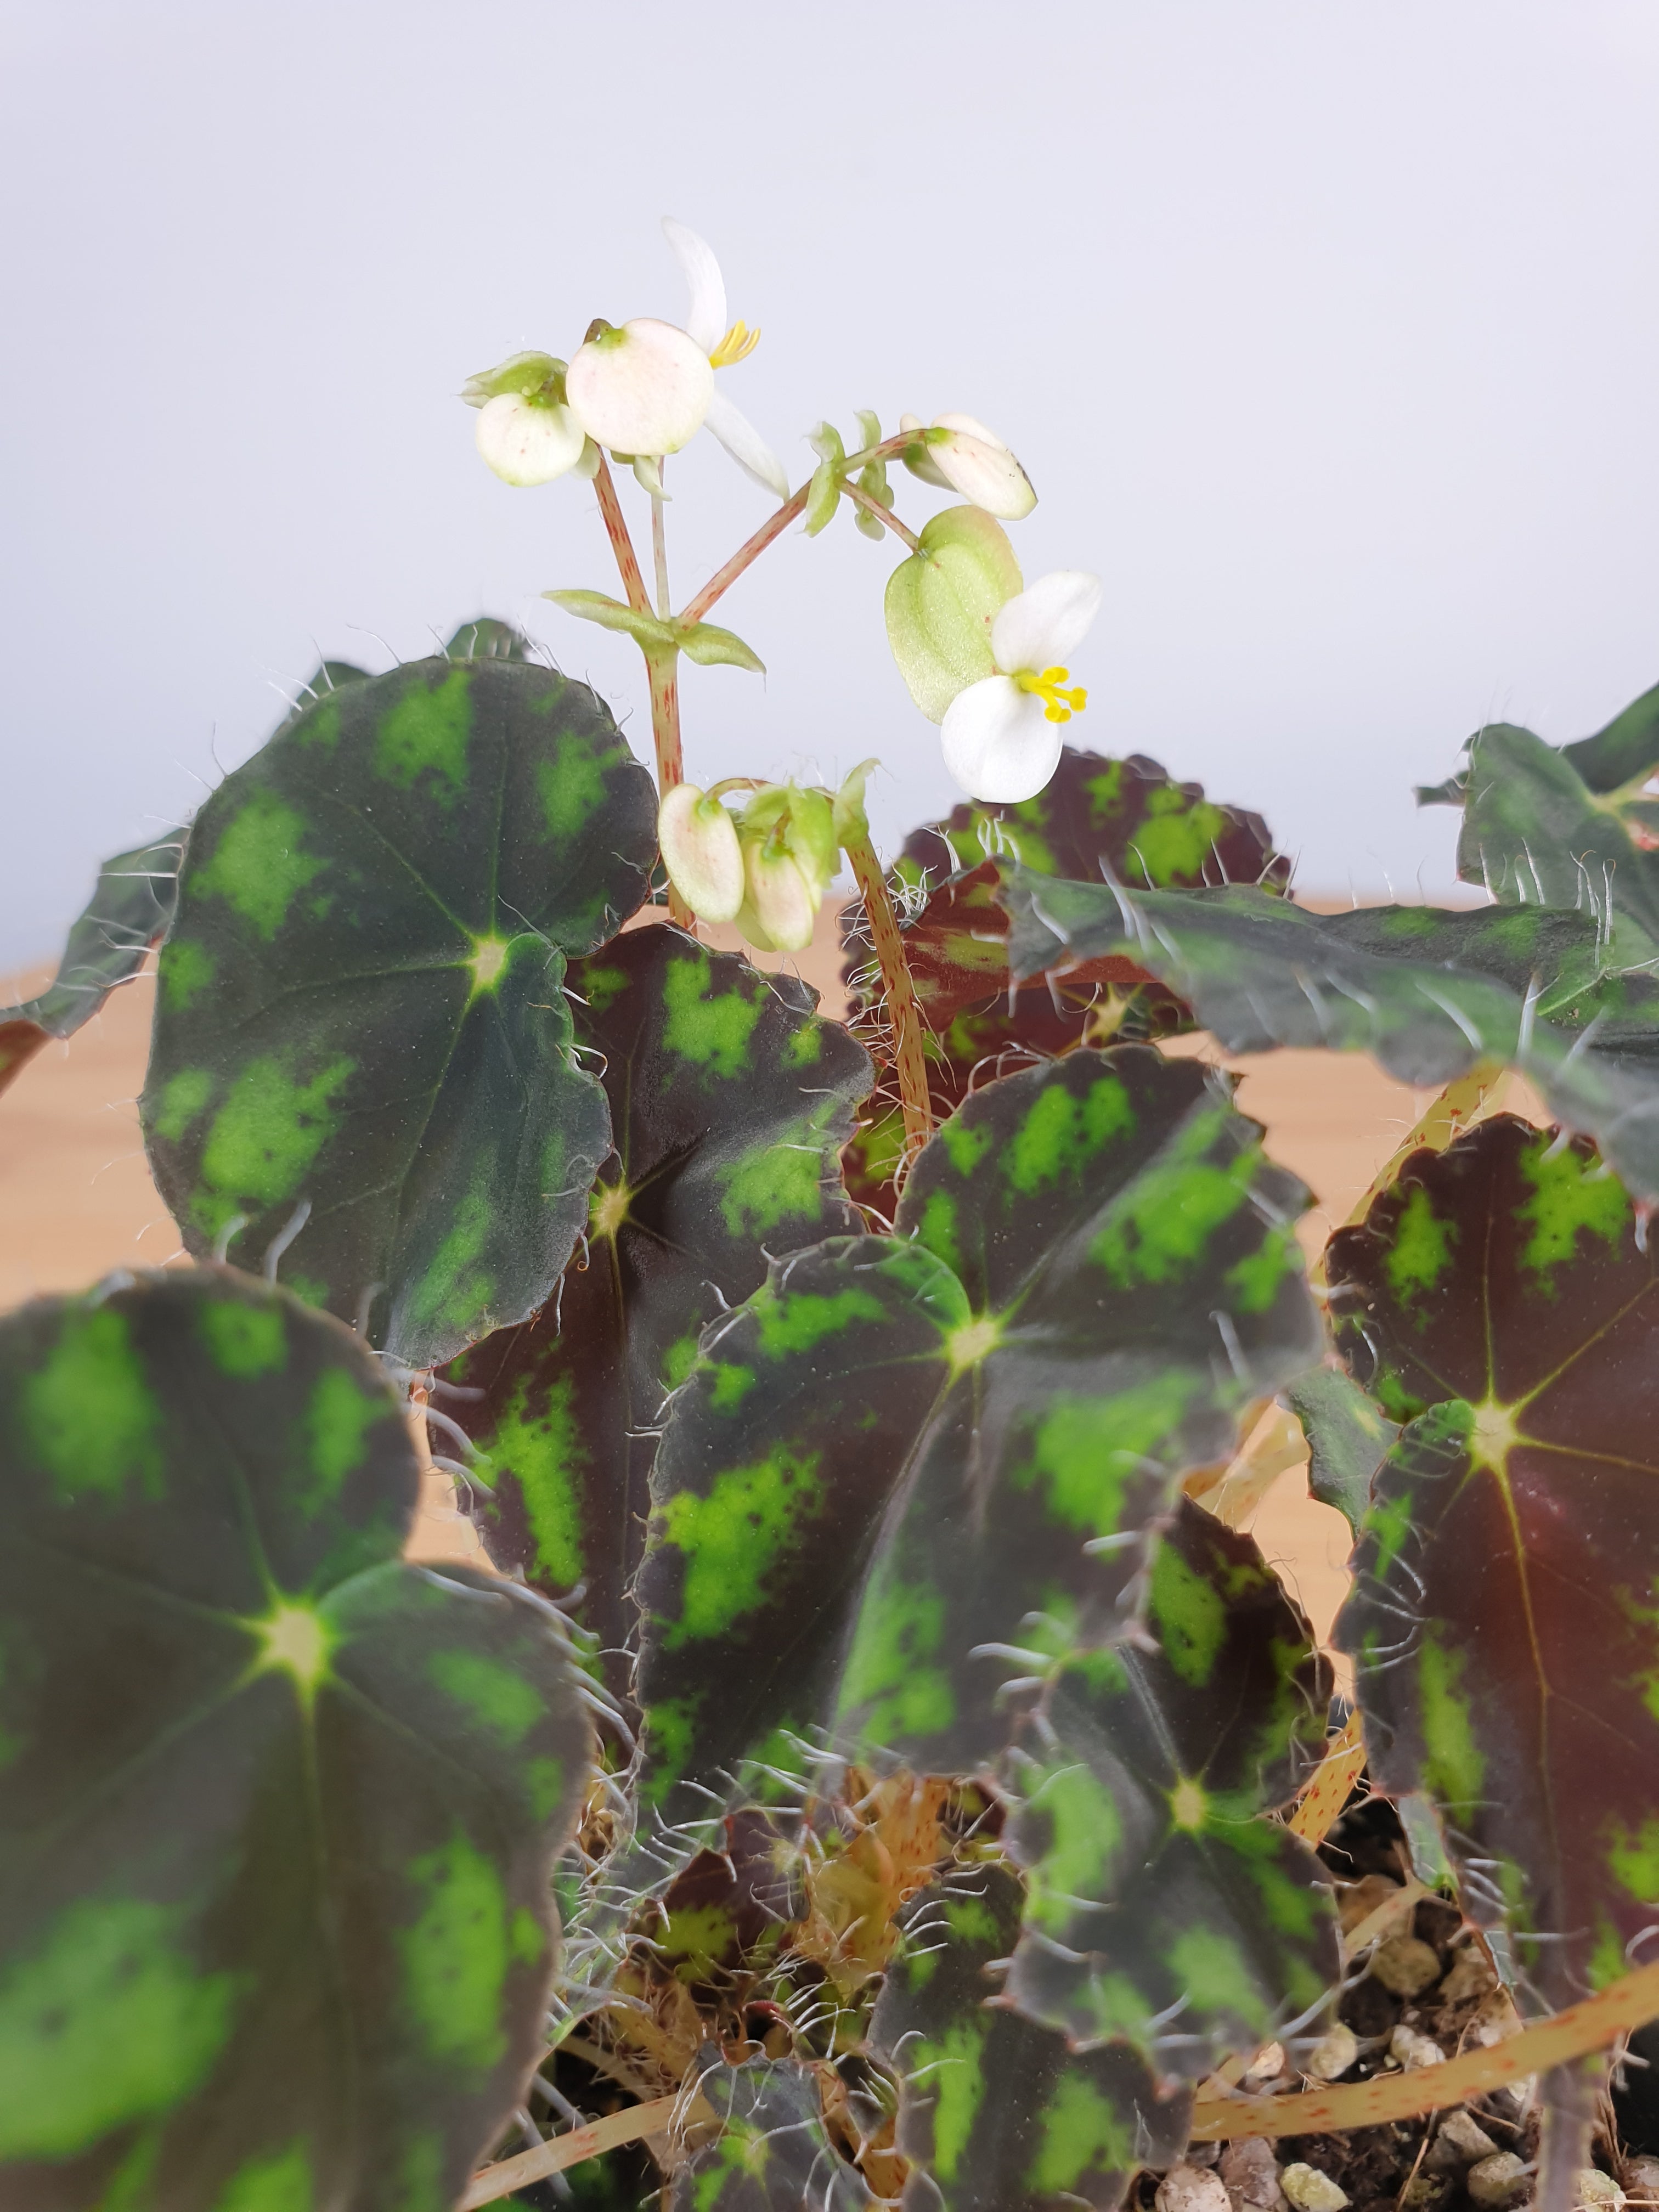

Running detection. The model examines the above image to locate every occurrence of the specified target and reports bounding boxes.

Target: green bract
[142,654,656,1367]
[0,1271,590,2211]
[884,505,1022,723]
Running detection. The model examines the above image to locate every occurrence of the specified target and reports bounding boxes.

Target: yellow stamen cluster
[709,319,761,368]
[1014,665,1088,724]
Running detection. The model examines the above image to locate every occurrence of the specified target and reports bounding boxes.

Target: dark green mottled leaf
[1284,1368,1399,1536]
[448,926,870,1702]
[278,661,371,729]
[0,1269,591,2211]
[444,617,537,663]
[142,656,657,1365]
[839,752,1283,1219]
[635,1047,1319,1830]
[869,1863,1191,2212]
[1004,1497,1338,2071]
[671,2052,869,2212]
[0,830,185,1095]
[1560,679,1659,794]
[1327,1114,1659,2009]
[1000,871,1659,1202]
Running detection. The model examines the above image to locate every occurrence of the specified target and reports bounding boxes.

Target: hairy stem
[843,481,921,550]
[1284,1708,1368,1849]
[651,476,671,618]
[642,645,693,929]
[591,455,651,615]
[843,824,933,1161]
[1187,1959,1659,2142]
[680,484,810,623]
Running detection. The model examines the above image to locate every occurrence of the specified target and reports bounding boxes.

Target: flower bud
[566,317,714,456]
[923,413,1037,520]
[475,393,588,487]
[738,832,817,953]
[883,505,1023,723]
[657,785,744,924]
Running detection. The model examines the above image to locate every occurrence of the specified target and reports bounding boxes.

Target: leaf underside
[0,1269,590,2211]
[142,655,657,1366]
[870,1861,1192,2212]
[1283,1367,1400,1537]
[1005,1496,1338,2072]
[634,1045,1321,1838]
[447,924,871,1702]
[1327,1114,1659,2011]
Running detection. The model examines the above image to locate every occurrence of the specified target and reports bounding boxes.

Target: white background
[4,0,1658,964]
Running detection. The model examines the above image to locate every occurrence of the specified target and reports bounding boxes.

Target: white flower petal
[662,217,727,357]
[565,318,714,455]
[704,387,789,499]
[659,785,745,923]
[475,393,586,487]
[940,674,1064,803]
[930,426,1037,521]
[991,571,1102,675]
[932,411,1009,451]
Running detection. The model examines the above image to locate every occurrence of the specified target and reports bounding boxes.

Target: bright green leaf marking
[400,1834,510,2070]
[303,1366,387,1507]
[1226,1223,1303,1312]
[160,936,215,1012]
[939,1116,995,1177]
[839,1576,953,1742]
[1028,2068,1136,2192]
[200,1298,287,1379]
[197,1053,354,1218]
[1517,1133,1630,1274]
[708,1362,756,1410]
[941,1897,999,1946]
[537,736,607,840]
[662,1332,701,1391]
[1127,790,1230,887]
[754,1284,885,1358]
[1385,1185,1455,1303]
[194,790,326,941]
[428,1648,544,1746]
[153,1065,215,1142]
[1165,1926,1269,2034]
[1024,1761,1122,1935]
[1607,1814,1659,1902]
[917,1189,962,1274]
[658,1451,823,1644]
[375,667,471,802]
[662,953,759,1080]
[579,962,630,1015]
[1006,1075,1133,1195]
[915,2017,989,2180]
[1150,1540,1228,1686]
[642,1697,699,1804]
[786,1022,823,1067]
[396,2132,446,2212]
[1419,1634,1485,1820]
[717,1139,821,1237]
[0,1898,236,2160]
[213,2141,314,2212]
[489,1371,584,1588]
[396,1187,495,1342]
[1015,1379,1194,1536]
[23,1306,161,1504]
[1091,1153,1252,1288]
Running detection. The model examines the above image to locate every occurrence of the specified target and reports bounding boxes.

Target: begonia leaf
[869,1862,1192,2212]
[839,752,1283,1218]
[0,829,185,1096]
[1283,1368,1400,1536]
[1000,872,1659,1203]
[142,656,657,1367]
[0,1269,591,2211]
[634,1047,1319,1832]
[446,926,870,1700]
[1325,1114,1659,2009]
[1003,1497,1338,2071]
[671,2052,870,2212]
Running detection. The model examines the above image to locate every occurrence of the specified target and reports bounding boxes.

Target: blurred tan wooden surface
[0,917,1488,1663]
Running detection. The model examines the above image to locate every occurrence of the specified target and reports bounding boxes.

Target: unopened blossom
[900,412,1036,520]
[735,785,839,952]
[662,219,789,498]
[940,570,1101,803]
[658,785,745,924]
[462,352,594,488]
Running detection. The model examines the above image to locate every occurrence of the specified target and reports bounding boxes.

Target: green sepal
[0,1268,592,2210]
[676,620,765,673]
[461,349,564,407]
[883,505,1022,723]
[804,455,842,537]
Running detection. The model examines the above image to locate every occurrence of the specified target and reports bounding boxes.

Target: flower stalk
[842,820,933,1163]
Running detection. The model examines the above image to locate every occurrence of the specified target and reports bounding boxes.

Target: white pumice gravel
[1156,2165,1234,2212]
[1466,2152,1531,2207]
[1279,2163,1349,2212]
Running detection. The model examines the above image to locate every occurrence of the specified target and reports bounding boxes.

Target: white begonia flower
[658,785,745,924]
[662,219,790,499]
[900,413,1036,521]
[462,352,596,488]
[940,571,1102,803]
[565,318,714,459]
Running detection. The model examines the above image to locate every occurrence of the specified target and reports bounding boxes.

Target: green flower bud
[460,351,565,408]
[883,505,1024,724]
